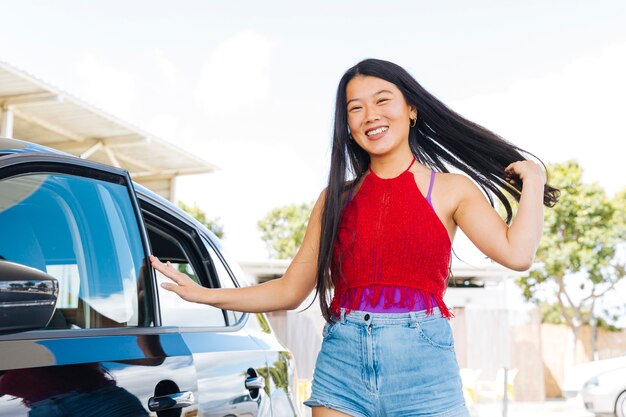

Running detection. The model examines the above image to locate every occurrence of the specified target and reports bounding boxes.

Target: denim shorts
[304,308,469,417]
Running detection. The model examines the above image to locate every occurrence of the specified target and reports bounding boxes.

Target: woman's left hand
[504,160,546,185]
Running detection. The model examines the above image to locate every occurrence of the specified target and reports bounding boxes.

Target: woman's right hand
[150,255,209,304]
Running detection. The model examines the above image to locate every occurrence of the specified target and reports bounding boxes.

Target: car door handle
[245,376,265,390]
[148,391,195,411]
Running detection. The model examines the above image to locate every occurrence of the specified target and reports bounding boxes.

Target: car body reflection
[0,363,148,416]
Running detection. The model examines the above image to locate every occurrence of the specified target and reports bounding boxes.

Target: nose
[364,105,380,123]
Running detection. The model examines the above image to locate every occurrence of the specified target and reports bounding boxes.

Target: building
[0,60,215,200]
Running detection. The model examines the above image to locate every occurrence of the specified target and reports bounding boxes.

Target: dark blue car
[0,137,298,416]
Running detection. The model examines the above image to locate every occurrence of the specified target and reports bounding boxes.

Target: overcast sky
[2,0,626,263]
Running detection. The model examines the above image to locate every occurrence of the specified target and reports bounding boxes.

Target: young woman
[151,58,559,417]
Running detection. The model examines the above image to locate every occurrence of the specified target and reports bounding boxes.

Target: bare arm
[150,190,325,312]
[453,161,546,271]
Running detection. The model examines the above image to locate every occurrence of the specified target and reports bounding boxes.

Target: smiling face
[346,75,417,159]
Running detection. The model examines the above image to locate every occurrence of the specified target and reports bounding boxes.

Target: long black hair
[315,58,560,322]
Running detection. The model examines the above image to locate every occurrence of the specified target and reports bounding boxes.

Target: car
[582,367,626,417]
[0,137,299,416]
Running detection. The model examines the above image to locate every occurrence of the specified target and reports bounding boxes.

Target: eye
[377,98,389,104]
[348,106,362,112]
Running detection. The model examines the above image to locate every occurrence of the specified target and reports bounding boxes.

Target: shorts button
[364,314,370,321]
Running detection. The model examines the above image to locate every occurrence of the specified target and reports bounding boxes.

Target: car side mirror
[0,260,59,334]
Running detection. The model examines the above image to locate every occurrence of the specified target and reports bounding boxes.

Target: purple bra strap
[343,186,354,209]
[425,170,435,207]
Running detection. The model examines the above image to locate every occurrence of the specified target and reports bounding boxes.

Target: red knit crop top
[331,158,453,318]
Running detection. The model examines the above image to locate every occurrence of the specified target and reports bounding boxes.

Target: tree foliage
[539,302,622,332]
[257,201,314,259]
[516,160,626,338]
[177,201,225,239]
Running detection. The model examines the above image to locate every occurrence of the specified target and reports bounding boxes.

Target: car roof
[0,137,68,156]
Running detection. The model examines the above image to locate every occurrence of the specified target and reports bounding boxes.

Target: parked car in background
[0,137,298,416]
[566,355,626,395]
[582,367,626,417]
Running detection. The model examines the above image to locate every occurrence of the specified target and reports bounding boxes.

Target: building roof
[0,60,216,200]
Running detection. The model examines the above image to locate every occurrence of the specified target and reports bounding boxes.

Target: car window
[205,242,243,324]
[146,223,226,327]
[0,173,148,330]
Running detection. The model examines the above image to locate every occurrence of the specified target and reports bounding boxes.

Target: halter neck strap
[405,156,416,172]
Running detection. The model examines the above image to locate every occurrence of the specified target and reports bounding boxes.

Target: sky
[2,0,626,266]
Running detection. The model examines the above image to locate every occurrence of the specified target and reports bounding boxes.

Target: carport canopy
[0,60,215,200]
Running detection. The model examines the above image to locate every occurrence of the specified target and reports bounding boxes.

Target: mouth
[365,126,388,138]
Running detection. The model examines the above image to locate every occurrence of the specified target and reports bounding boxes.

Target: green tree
[177,201,225,238]
[539,301,622,332]
[516,160,626,347]
[257,201,313,259]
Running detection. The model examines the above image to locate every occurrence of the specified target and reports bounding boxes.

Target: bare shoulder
[435,172,482,195]
[434,172,487,213]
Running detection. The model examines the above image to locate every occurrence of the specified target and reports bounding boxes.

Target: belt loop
[409,311,418,328]
[340,308,346,324]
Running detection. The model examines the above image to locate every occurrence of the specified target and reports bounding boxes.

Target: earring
[410,117,417,128]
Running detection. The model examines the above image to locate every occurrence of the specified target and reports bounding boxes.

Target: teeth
[366,127,388,136]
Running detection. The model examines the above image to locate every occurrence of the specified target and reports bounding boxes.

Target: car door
[203,236,299,417]
[0,153,198,416]
[137,194,274,416]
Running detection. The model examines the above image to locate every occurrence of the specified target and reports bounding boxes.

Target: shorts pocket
[322,321,340,340]
[415,316,454,350]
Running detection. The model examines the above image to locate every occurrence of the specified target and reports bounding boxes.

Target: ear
[410,105,418,119]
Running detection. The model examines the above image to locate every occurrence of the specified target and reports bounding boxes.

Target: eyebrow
[346,89,394,106]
